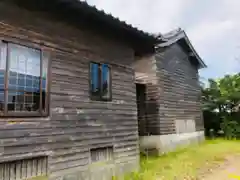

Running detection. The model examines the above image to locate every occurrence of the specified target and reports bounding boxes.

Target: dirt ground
[201,155,240,180]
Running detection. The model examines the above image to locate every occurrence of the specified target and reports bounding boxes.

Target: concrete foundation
[139,131,205,155]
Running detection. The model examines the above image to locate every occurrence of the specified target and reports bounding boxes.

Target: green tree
[202,73,240,138]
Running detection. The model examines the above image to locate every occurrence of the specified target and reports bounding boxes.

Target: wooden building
[0,0,207,179]
[135,29,207,154]
[0,0,157,180]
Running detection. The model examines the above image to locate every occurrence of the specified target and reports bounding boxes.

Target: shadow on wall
[145,97,160,135]
[137,82,160,136]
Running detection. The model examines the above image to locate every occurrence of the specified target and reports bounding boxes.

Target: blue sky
[84,0,240,81]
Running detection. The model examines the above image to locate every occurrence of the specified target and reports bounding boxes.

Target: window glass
[7,44,42,112]
[90,63,100,97]
[101,64,110,99]
[42,55,48,91]
[0,41,49,116]
[90,62,111,101]
[41,52,49,112]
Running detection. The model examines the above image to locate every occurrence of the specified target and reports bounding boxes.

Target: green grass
[26,176,48,180]
[123,139,240,180]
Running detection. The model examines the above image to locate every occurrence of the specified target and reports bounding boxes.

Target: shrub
[220,117,240,139]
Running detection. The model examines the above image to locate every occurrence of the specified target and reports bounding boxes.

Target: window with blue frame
[90,62,111,101]
[0,41,49,116]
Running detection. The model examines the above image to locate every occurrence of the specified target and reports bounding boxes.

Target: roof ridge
[161,28,183,39]
[156,28,207,69]
[79,0,155,38]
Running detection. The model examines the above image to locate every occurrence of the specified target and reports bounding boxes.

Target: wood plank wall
[0,2,140,179]
[156,44,204,135]
[134,55,161,135]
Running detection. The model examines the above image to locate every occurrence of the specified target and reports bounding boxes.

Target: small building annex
[135,29,207,154]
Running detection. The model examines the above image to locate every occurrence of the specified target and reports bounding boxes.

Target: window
[0,41,49,117]
[90,62,112,101]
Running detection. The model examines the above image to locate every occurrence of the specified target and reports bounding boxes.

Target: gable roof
[10,0,159,55]
[156,28,207,69]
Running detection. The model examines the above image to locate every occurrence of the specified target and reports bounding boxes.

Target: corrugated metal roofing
[156,28,207,69]
[11,0,159,54]
[75,0,156,40]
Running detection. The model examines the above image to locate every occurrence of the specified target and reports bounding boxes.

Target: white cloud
[85,0,191,33]
[188,20,235,45]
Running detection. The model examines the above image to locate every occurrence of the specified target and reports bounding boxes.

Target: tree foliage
[202,73,240,138]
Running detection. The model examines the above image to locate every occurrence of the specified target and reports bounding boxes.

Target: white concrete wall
[175,119,196,134]
[139,131,205,154]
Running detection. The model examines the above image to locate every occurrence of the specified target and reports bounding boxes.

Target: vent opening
[90,146,114,163]
[90,146,115,180]
[0,156,48,180]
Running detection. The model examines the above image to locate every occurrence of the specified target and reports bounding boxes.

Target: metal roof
[65,0,157,41]
[74,0,156,40]
[156,28,207,69]
[11,0,158,54]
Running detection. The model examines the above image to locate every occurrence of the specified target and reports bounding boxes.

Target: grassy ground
[26,176,48,180]
[124,139,240,180]
[25,139,240,180]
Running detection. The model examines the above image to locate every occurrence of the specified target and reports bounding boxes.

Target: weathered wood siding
[0,2,139,180]
[134,55,161,135]
[156,43,204,135]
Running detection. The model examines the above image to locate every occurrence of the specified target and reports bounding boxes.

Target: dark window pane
[89,62,112,101]
[0,84,4,91]
[18,73,25,81]
[18,77,26,91]
[26,74,32,80]
[0,92,4,113]
[26,79,33,87]
[8,91,24,111]
[8,85,18,91]
[41,91,47,112]
[0,71,5,78]
[101,64,110,99]
[8,79,15,86]
[32,92,41,111]
[8,91,40,112]
[9,71,17,77]
[33,78,40,93]
[90,63,100,96]
[0,71,4,91]
[25,86,34,92]
[42,79,46,90]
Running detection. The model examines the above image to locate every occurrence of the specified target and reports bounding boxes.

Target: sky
[83,0,240,81]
